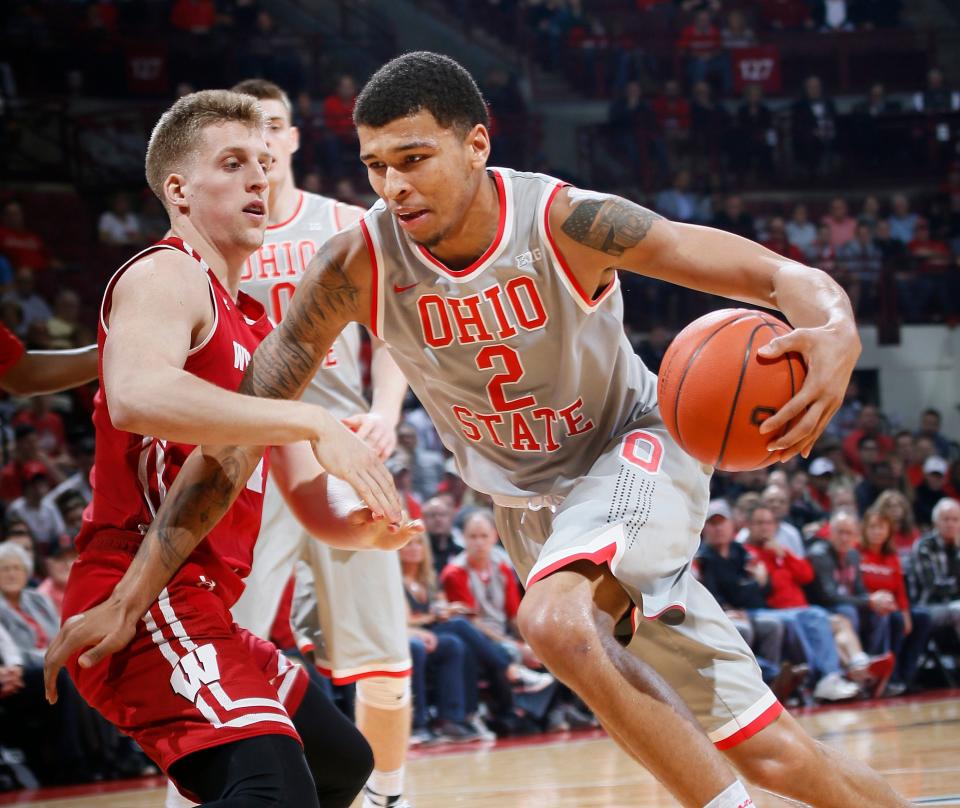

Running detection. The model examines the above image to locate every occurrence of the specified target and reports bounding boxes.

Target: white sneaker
[362,796,412,808]
[467,714,497,741]
[512,666,555,693]
[813,672,860,702]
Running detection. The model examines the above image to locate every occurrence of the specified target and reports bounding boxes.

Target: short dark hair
[923,407,941,420]
[354,52,489,134]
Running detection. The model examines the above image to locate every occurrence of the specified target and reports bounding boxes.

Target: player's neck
[422,172,500,270]
[170,221,249,299]
[268,174,300,225]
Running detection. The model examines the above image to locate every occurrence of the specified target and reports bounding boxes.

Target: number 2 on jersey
[476,345,534,412]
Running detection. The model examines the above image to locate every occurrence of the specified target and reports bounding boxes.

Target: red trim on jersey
[713,700,784,750]
[267,192,304,230]
[0,323,25,378]
[314,664,412,686]
[543,184,617,309]
[527,542,619,588]
[643,603,686,621]
[415,170,507,277]
[359,218,380,338]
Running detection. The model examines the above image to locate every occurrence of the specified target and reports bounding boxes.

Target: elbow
[107,385,153,434]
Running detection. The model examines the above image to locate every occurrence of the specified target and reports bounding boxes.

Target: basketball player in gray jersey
[183,80,412,808]
[85,55,909,808]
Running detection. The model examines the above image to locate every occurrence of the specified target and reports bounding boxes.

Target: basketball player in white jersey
[162,79,414,808]
[64,54,910,808]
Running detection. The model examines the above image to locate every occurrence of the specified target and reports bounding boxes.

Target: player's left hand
[342,413,398,460]
[343,508,425,551]
[756,322,860,462]
[43,596,139,704]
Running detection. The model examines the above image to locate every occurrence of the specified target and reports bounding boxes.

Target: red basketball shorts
[62,536,309,780]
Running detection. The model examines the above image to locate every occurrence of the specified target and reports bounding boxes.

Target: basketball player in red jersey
[47,58,909,808]
[44,90,412,807]
[0,321,97,395]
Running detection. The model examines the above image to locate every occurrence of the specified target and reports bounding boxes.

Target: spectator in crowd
[608,81,666,186]
[45,289,91,350]
[805,223,837,274]
[36,545,77,616]
[858,195,883,228]
[742,504,860,700]
[654,170,701,223]
[5,463,67,555]
[788,467,826,528]
[912,68,960,114]
[759,0,814,29]
[873,217,908,267]
[837,222,882,315]
[0,201,57,273]
[13,395,67,458]
[294,90,326,175]
[170,0,217,33]
[403,400,444,454]
[888,194,919,244]
[0,540,58,672]
[859,509,933,692]
[97,192,142,246]
[914,456,950,528]
[807,457,837,514]
[396,421,444,503]
[761,217,805,262]
[4,268,52,339]
[917,408,953,459]
[401,534,483,744]
[912,498,960,642]
[792,75,838,177]
[786,203,818,256]
[322,74,359,178]
[711,194,756,240]
[650,79,691,161]
[696,500,805,699]
[422,496,464,576]
[822,198,857,249]
[690,81,728,174]
[736,484,806,556]
[721,8,756,48]
[677,10,729,92]
[907,435,937,488]
[810,0,853,30]
[806,512,898,665]
[731,84,776,182]
[42,435,94,508]
[0,425,62,503]
[843,404,894,475]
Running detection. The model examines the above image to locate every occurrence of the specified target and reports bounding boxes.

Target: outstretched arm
[549,188,860,461]
[1,345,98,395]
[44,231,402,701]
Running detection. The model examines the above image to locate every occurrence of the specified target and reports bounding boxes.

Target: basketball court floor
[2,691,958,807]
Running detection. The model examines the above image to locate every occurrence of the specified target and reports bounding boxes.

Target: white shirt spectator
[98,210,142,246]
[6,497,66,549]
[736,521,806,558]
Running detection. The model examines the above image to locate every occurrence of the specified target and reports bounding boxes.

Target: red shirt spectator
[170,0,217,33]
[762,217,805,261]
[651,81,692,136]
[907,222,951,273]
[747,545,815,609]
[440,556,521,622]
[759,0,812,29]
[323,75,358,141]
[0,201,53,272]
[677,16,722,58]
[858,548,909,610]
[13,399,66,456]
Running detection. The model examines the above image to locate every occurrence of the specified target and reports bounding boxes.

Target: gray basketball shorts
[236,483,410,684]
[493,408,781,747]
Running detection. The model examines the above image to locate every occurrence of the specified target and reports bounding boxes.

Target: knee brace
[356,675,411,711]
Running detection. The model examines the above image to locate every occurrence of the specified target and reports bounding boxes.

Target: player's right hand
[43,596,139,704]
[312,410,403,522]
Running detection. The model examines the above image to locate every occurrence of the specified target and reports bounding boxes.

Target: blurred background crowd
[1,0,959,792]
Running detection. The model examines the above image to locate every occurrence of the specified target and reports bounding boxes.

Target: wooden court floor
[3,693,959,807]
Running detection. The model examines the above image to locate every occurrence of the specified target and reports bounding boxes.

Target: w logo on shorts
[171,644,221,702]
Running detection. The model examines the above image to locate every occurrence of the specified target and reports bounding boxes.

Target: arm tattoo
[241,250,358,400]
[144,447,257,575]
[561,198,662,257]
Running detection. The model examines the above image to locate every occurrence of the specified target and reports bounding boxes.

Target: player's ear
[163,173,188,211]
[465,123,490,169]
[290,125,300,155]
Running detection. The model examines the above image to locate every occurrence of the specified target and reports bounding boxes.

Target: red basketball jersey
[77,237,273,606]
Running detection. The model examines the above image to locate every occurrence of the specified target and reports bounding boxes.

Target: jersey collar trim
[266,191,305,231]
[411,168,512,283]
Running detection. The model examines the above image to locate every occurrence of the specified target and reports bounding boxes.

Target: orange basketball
[657,308,807,471]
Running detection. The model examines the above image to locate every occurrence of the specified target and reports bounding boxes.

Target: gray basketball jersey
[362,167,658,500]
[241,191,367,418]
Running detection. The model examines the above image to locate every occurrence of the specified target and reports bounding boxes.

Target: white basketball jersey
[361,167,658,500]
[241,191,367,418]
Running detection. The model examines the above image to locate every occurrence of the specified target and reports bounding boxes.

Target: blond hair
[145,89,266,202]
